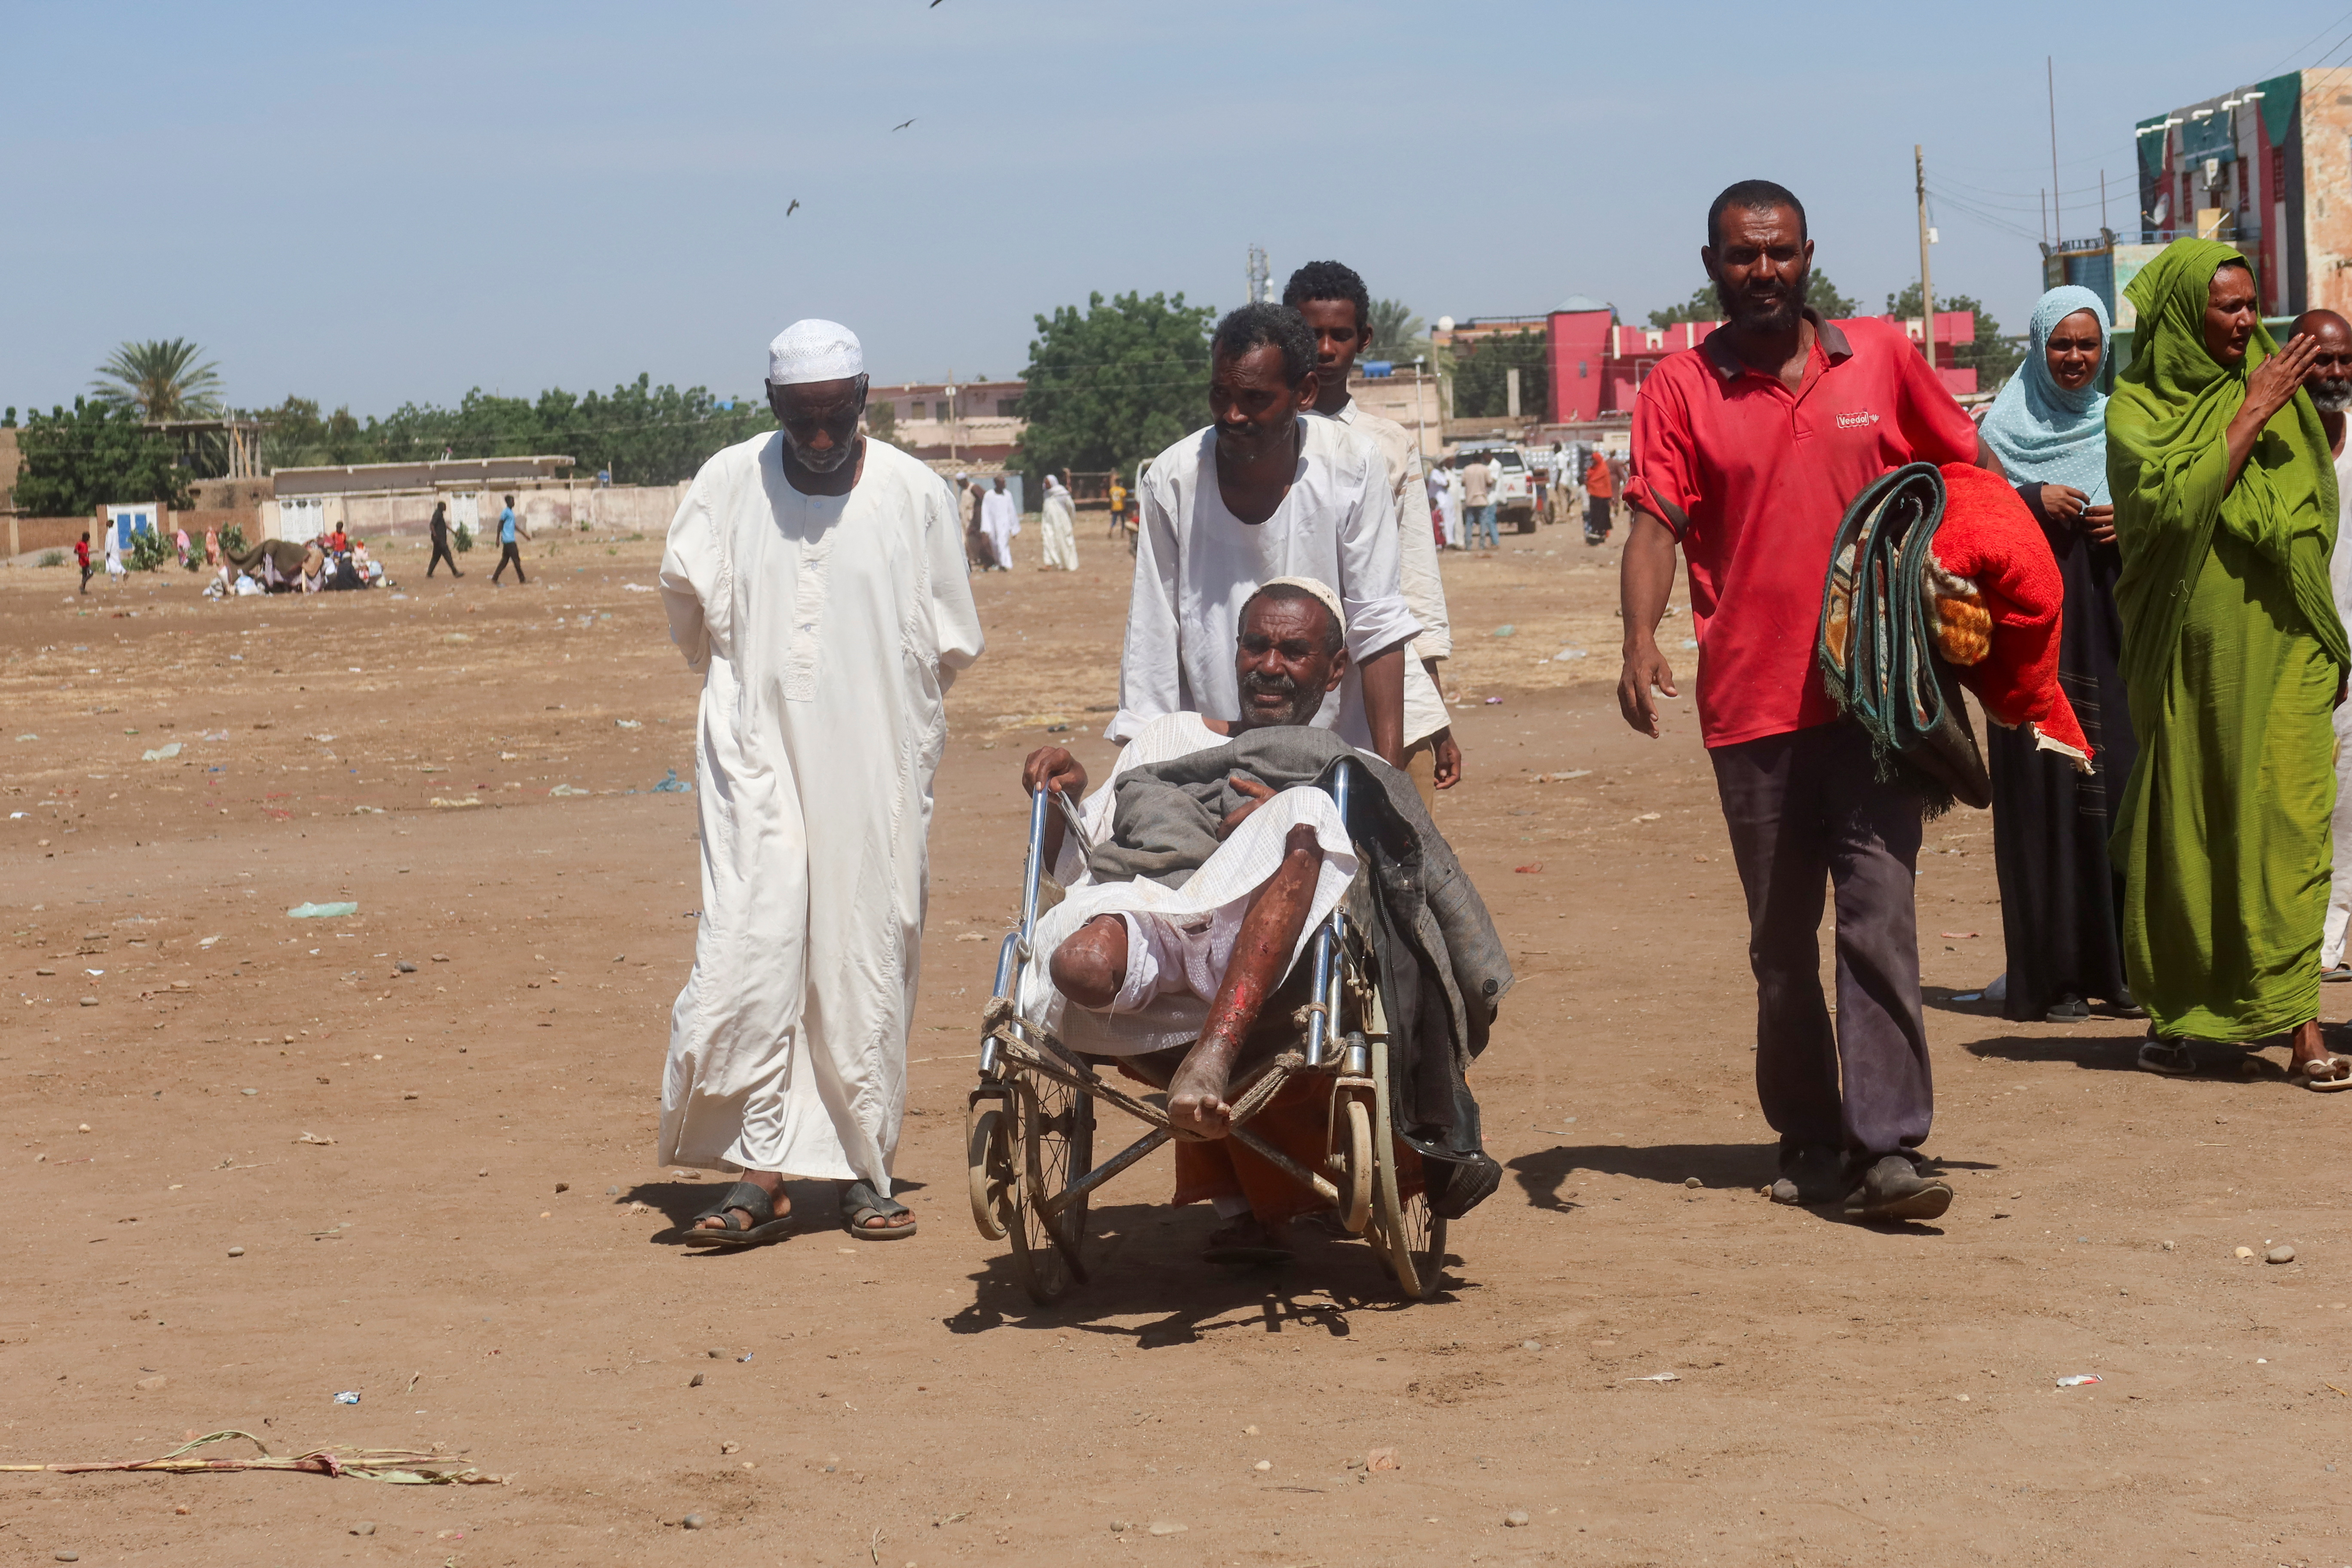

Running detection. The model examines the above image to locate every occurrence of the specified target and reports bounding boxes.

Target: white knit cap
[1253,575,1348,636]
[767,319,864,386]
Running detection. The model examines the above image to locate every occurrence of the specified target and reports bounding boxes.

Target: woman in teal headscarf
[1982,285,2138,1026]
[2107,238,2350,1087]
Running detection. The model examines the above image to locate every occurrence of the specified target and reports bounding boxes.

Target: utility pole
[2048,56,2062,245]
[1915,144,1937,377]
[1412,357,1429,463]
[945,368,958,463]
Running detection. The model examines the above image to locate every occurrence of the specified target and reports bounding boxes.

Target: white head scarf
[767,319,864,385]
[1254,575,1348,637]
[1042,473,1068,495]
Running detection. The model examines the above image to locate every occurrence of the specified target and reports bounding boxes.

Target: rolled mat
[1816,462,1992,812]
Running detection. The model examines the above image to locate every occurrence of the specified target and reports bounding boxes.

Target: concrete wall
[260,482,690,543]
[9,516,94,557]
[2307,68,2352,317]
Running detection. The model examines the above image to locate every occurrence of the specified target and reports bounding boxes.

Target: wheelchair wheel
[1369,1037,1446,1302]
[1005,1068,1093,1305]
[965,1094,1011,1241]
[1334,1090,1374,1235]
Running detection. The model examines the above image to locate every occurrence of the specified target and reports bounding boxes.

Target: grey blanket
[1089,726,1511,1216]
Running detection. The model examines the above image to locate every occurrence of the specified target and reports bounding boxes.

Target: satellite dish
[1436,315,1455,333]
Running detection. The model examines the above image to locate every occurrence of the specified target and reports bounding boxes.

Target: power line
[2270,5,2352,73]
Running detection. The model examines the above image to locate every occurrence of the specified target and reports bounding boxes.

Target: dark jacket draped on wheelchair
[1086,728,1513,1197]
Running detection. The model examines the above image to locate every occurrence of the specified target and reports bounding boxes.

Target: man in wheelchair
[1018,579,1509,1264]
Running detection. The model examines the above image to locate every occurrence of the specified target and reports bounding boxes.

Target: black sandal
[683,1181,794,1247]
[841,1180,916,1240]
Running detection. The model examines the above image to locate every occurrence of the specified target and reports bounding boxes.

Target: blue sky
[3,2,2335,416]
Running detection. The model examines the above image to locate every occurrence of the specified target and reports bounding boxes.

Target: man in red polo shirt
[1619,179,2000,1223]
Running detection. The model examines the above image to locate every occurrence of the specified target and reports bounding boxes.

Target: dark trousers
[1710,721,1932,1160]
[428,539,460,577]
[492,541,525,584]
[1585,496,1613,536]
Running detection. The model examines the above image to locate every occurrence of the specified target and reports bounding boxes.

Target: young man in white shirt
[1112,303,1420,763]
[1281,259,1462,805]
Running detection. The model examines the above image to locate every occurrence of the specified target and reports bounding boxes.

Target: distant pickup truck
[1455,441,1538,533]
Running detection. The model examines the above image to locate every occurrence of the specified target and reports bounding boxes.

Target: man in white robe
[980,477,1020,571]
[1283,260,1462,807]
[1038,472,1080,570]
[1112,303,1421,763]
[658,318,985,1245]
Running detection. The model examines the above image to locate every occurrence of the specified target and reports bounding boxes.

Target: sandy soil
[4,520,2350,1567]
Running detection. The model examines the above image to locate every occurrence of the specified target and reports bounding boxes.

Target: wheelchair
[965,756,1446,1305]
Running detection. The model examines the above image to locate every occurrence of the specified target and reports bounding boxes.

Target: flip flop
[682,1181,794,1247]
[2293,1055,2352,1092]
[2136,1039,2200,1077]
[841,1180,917,1240]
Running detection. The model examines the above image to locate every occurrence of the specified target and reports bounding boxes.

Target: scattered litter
[1680,637,1698,649]
[549,784,590,797]
[333,1392,362,1405]
[1625,1372,1680,1383]
[1632,812,1661,823]
[15,734,37,741]
[85,968,104,977]
[1535,769,1592,784]
[442,633,472,643]
[1365,1447,1399,1472]
[652,770,693,793]
[1951,991,1984,1003]
[622,582,658,593]
[1513,862,1541,874]
[296,1132,337,1146]
[1147,1522,1187,1536]
[1504,1510,1531,1528]
[1553,647,1588,660]
[201,729,230,741]
[2055,1374,2101,1388]
[428,797,482,809]
[1938,931,1980,940]
[615,719,642,729]
[287,902,359,919]
[1484,697,1503,705]
[141,743,183,762]
[1490,625,1516,638]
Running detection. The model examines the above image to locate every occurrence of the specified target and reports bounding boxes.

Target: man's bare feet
[1167,1052,1235,1138]
[692,1170,787,1232]
[2288,1019,2336,1070]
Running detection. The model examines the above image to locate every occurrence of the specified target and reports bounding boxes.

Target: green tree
[1883,284,2024,392]
[1449,329,1552,422]
[91,338,223,420]
[1013,291,1216,485]
[1647,270,1858,327]
[1368,297,1425,362]
[11,398,194,515]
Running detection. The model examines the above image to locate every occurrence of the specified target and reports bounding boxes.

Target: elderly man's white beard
[2310,380,2352,414]
[784,429,858,472]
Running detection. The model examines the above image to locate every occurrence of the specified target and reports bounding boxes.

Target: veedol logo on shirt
[1834,410,1881,430]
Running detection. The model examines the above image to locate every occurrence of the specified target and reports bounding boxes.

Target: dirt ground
[5,517,2351,1568]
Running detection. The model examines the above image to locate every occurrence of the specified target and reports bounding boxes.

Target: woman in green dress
[2108,238,2352,1087]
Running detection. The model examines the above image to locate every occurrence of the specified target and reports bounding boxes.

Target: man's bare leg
[2287,1017,2350,1082]
[1168,824,1323,1138]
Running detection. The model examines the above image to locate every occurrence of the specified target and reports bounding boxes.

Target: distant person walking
[980,476,1019,571]
[427,500,463,579]
[75,530,92,594]
[1107,475,1128,539]
[1038,472,1081,570]
[956,473,990,572]
[491,494,527,585]
[1460,453,1495,550]
[2298,310,2352,980]
[1583,447,1617,544]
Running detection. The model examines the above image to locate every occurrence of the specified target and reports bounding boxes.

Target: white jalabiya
[2324,447,2352,969]
[1112,416,1422,752]
[1319,397,1452,748]
[1018,714,1360,1057]
[1039,482,1080,570]
[658,434,984,1190]
[980,489,1020,570]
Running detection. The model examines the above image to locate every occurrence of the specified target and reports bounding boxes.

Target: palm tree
[91,339,224,422]
[1367,298,1427,363]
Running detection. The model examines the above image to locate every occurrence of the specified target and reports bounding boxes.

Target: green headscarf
[2107,237,2346,694]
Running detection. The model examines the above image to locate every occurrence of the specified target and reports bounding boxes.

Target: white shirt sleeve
[1109,467,1184,744]
[1335,443,1422,662]
[658,473,723,675]
[924,473,986,692]
[1393,448,1452,662]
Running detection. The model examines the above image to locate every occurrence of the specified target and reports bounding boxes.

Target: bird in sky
[786,199,801,216]
[892,118,916,132]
